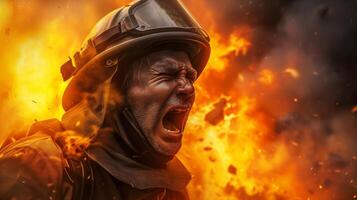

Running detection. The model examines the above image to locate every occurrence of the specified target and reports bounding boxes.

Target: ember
[0,0,356,199]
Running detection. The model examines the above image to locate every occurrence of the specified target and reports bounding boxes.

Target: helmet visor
[130,0,204,33]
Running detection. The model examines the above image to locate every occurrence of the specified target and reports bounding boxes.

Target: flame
[13,21,71,120]
[284,68,300,79]
[0,2,11,28]
[207,31,251,72]
[56,130,91,158]
[0,1,355,200]
[352,106,357,113]
[259,69,275,85]
[182,92,297,199]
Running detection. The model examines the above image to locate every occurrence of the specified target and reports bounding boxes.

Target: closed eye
[187,70,197,83]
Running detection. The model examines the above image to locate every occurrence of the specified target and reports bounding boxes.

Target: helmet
[61,0,211,111]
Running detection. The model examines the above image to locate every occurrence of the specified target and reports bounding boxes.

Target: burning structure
[0,0,356,199]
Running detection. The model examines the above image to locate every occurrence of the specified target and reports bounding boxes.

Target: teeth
[162,106,190,134]
[164,127,180,134]
[171,108,188,113]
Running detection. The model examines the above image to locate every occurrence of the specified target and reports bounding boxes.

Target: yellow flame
[0,1,11,29]
[183,96,299,199]
[207,31,251,72]
[0,1,349,200]
[12,20,81,122]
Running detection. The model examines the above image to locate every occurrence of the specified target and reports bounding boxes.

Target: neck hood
[104,106,174,167]
[86,108,191,191]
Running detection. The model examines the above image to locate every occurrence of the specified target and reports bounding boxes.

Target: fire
[259,69,275,85]
[14,21,70,120]
[0,19,82,147]
[352,106,357,113]
[284,68,300,79]
[0,2,11,28]
[207,31,251,72]
[56,130,91,158]
[0,1,355,200]
[182,90,294,199]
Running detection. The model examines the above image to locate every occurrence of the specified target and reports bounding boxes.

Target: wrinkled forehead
[146,50,194,70]
[120,50,196,89]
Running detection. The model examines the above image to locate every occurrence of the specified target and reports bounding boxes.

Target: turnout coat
[0,118,191,200]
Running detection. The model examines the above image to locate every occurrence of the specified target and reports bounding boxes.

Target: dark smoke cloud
[258,0,357,115]
[195,0,357,199]
[199,0,297,95]
[283,0,357,108]
[206,0,295,33]
[201,0,357,110]
[268,5,357,198]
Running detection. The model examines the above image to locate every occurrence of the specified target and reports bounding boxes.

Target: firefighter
[0,0,210,199]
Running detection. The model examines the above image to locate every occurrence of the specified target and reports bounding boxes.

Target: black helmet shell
[62,0,210,111]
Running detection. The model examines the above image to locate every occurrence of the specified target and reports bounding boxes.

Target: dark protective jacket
[0,112,191,200]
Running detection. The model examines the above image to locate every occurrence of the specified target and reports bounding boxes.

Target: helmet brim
[62,31,210,111]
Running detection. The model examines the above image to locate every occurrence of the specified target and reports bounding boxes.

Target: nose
[176,78,195,102]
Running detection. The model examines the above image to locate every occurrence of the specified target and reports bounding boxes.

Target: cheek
[126,83,176,129]
[128,83,175,106]
[127,84,171,105]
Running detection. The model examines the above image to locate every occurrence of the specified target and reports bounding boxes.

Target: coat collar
[86,128,191,191]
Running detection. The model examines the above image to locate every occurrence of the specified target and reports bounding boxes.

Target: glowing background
[0,0,356,199]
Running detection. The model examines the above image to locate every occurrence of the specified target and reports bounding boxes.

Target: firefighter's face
[126,50,197,156]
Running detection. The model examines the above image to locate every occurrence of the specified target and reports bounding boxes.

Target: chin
[150,136,183,156]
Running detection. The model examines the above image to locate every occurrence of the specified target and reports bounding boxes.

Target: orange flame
[352,106,357,113]
[259,69,275,85]
[284,68,300,79]
[208,31,251,72]
[0,1,355,200]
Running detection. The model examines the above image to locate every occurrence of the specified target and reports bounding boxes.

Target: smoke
[184,0,357,199]
[0,0,356,199]
[279,0,357,108]
[199,0,357,108]
[270,1,357,198]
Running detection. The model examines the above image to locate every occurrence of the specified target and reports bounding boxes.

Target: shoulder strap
[64,156,94,200]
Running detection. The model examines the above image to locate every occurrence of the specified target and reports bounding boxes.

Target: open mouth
[162,106,189,134]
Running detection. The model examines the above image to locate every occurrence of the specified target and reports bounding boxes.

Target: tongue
[163,112,180,131]
[167,121,179,131]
